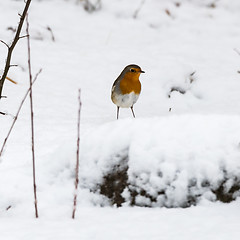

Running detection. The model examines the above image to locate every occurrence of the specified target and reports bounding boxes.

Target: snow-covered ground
[1,0,240,239]
[80,115,240,207]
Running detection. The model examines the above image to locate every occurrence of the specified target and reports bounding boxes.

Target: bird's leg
[131,106,136,118]
[117,106,120,120]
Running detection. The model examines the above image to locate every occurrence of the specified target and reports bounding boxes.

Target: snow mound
[80,115,240,207]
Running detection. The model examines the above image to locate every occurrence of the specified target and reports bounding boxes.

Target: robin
[111,64,145,119]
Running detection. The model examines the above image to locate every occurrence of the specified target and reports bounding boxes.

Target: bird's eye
[130,68,136,72]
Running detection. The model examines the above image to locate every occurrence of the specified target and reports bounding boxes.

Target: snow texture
[80,116,240,207]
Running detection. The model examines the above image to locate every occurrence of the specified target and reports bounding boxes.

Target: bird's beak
[140,70,145,73]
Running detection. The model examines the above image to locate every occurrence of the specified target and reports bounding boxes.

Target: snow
[0,202,239,240]
[80,115,240,207]
[0,0,240,239]
[0,202,240,240]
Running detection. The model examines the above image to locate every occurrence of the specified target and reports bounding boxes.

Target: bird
[111,64,145,119]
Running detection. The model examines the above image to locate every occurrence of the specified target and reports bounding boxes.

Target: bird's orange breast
[119,72,141,95]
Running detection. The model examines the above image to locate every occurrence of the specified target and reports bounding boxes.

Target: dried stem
[133,0,146,19]
[26,14,38,219]
[72,89,82,219]
[0,0,32,99]
[0,69,42,158]
[46,26,55,42]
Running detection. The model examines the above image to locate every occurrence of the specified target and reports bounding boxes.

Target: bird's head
[123,64,145,80]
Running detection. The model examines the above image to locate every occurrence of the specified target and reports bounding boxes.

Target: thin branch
[19,34,29,39]
[0,111,15,117]
[189,71,196,84]
[6,205,12,211]
[0,0,32,99]
[0,68,42,158]
[165,9,172,17]
[0,40,10,49]
[26,14,39,219]
[6,76,18,84]
[9,64,18,68]
[72,89,82,219]
[133,0,146,19]
[46,26,55,42]
[7,26,16,33]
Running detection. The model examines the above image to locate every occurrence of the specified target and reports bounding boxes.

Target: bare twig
[189,71,196,84]
[6,76,18,84]
[46,26,55,42]
[133,0,146,19]
[0,69,42,158]
[72,89,82,219]
[0,0,32,99]
[7,26,16,33]
[6,206,12,211]
[165,9,172,17]
[19,34,29,39]
[0,40,10,49]
[9,64,18,68]
[26,14,39,219]
[168,86,186,98]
